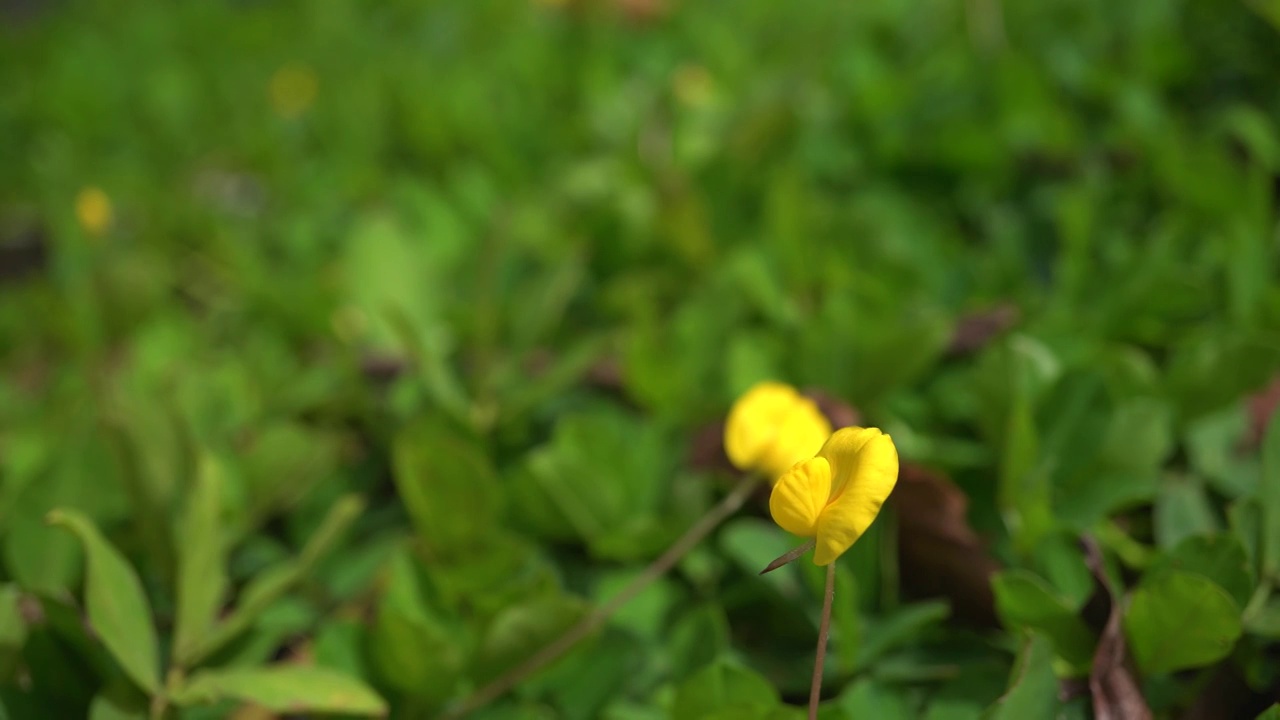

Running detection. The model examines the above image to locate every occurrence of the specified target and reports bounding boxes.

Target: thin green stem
[810,562,836,720]
[440,473,762,719]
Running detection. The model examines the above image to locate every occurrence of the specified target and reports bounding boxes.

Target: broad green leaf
[46,510,160,695]
[1148,533,1254,609]
[671,660,780,720]
[172,454,228,667]
[392,421,500,555]
[983,633,1059,720]
[172,665,387,716]
[1125,570,1243,674]
[991,570,1095,670]
[1154,475,1219,550]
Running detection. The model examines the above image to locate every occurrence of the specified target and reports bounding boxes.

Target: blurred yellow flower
[769,427,899,565]
[269,63,319,119]
[724,382,831,480]
[75,187,113,238]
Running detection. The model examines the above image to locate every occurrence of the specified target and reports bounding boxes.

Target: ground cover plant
[3,0,1280,718]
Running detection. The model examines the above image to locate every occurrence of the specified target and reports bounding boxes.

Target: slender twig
[441,474,762,719]
[809,562,836,720]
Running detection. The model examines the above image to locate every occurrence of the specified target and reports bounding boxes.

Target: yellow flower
[769,427,899,566]
[75,187,113,238]
[724,382,832,480]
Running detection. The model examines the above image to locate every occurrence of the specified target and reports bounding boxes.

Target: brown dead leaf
[1082,537,1152,720]
[946,303,1020,356]
[617,0,668,24]
[894,463,1001,627]
[1246,374,1280,449]
[802,388,862,430]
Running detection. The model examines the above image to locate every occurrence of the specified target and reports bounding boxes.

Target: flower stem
[441,473,761,719]
[809,562,836,720]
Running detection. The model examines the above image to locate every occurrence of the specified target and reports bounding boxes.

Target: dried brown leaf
[895,463,1001,627]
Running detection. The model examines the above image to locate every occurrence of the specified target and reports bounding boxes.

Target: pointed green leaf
[172,454,227,667]
[46,509,160,695]
[172,665,387,716]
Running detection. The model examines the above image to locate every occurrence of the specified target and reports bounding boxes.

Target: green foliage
[2,0,1280,717]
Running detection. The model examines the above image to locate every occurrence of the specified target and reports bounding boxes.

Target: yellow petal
[817,427,889,500]
[813,429,899,565]
[755,397,831,479]
[725,382,827,477]
[769,457,831,538]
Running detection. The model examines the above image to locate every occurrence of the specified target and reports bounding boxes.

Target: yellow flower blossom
[724,382,831,480]
[769,427,899,566]
[75,186,113,238]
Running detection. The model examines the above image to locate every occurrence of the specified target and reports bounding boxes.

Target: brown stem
[760,539,816,575]
[809,562,836,720]
[441,474,762,719]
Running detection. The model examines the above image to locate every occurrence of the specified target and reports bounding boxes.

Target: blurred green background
[4,0,1280,718]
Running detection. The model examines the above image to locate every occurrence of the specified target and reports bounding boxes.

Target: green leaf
[666,604,731,681]
[1154,475,1219,550]
[1262,406,1280,581]
[832,679,912,718]
[370,551,463,704]
[172,454,228,667]
[991,570,1095,670]
[46,509,160,696]
[1256,704,1280,720]
[855,600,951,670]
[1186,404,1259,498]
[671,660,780,720]
[172,665,387,716]
[1125,570,1243,674]
[983,633,1059,720]
[190,495,364,664]
[1148,533,1255,609]
[0,585,27,678]
[473,594,588,684]
[87,692,146,720]
[1031,532,1094,611]
[392,421,500,555]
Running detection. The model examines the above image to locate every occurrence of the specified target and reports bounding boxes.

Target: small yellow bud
[75,187,113,238]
